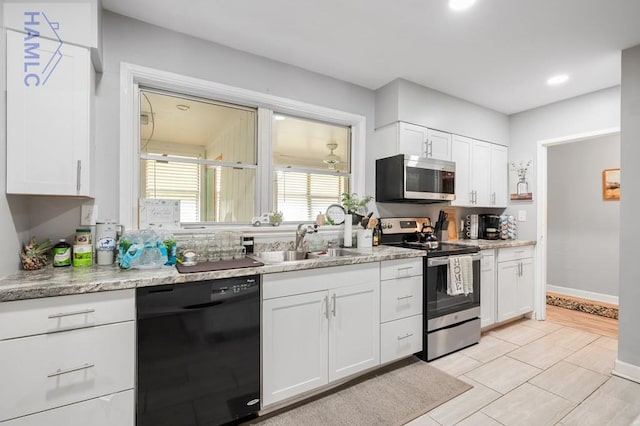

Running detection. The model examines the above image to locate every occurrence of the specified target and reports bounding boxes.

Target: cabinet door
[471,140,492,206]
[480,250,496,328]
[426,129,452,160]
[491,144,508,207]
[451,134,473,206]
[398,122,429,157]
[6,30,92,196]
[518,258,535,314]
[497,261,519,322]
[262,292,329,406]
[328,282,380,382]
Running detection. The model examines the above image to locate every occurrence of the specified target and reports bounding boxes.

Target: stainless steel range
[379,217,481,361]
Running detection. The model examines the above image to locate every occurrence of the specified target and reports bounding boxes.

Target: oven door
[425,254,481,330]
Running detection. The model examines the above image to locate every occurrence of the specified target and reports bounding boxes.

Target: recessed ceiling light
[547,74,569,85]
[273,114,286,121]
[176,104,190,111]
[449,0,476,11]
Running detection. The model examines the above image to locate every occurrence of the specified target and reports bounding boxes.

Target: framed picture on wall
[602,168,620,201]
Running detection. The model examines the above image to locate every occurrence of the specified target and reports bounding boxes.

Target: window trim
[119,63,366,229]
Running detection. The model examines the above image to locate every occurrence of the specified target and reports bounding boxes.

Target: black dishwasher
[136,276,260,426]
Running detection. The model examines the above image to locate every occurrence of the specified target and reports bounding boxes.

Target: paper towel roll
[344,214,352,247]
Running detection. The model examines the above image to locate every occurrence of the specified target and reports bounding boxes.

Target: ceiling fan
[323,142,341,170]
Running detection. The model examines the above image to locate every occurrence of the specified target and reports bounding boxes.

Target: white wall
[547,134,619,299]
[618,44,640,376]
[375,78,510,146]
[507,86,621,241]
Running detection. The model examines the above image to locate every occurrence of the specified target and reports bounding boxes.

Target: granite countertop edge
[447,239,536,250]
[0,246,426,302]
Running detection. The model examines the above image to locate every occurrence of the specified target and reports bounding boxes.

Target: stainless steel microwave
[376,155,456,203]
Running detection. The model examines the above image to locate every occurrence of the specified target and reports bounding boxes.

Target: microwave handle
[427,253,482,267]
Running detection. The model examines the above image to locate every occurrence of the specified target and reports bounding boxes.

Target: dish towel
[448,256,474,296]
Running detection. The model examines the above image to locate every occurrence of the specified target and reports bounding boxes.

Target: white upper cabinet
[426,128,453,160]
[375,122,452,161]
[3,1,103,70]
[6,30,94,197]
[451,134,508,207]
[491,144,509,207]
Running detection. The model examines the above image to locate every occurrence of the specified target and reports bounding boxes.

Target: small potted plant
[19,237,52,270]
[341,192,374,225]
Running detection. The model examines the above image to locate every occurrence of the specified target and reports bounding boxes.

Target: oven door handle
[427,253,482,267]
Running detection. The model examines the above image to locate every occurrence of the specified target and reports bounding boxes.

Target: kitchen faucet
[294,224,308,251]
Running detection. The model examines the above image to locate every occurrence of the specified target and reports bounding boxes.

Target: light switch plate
[81,204,98,226]
[518,210,527,222]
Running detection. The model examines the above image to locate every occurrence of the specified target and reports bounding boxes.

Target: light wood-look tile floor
[407,309,640,426]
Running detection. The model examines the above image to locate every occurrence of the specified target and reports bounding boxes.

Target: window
[123,63,366,229]
[272,114,351,221]
[139,89,257,223]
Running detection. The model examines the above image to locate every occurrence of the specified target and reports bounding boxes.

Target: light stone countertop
[446,239,536,250]
[0,246,425,302]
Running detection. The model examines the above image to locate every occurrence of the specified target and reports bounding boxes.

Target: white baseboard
[613,359,640,384]
[546,285,619,305]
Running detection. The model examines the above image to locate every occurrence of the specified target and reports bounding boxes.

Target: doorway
[535,127,620,322]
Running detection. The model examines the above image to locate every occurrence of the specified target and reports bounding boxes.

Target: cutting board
[444,209,458,240]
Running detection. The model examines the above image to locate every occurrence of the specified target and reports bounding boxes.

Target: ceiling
[102,0,640,115]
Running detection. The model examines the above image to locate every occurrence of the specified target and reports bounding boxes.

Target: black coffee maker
[479,214,500,240]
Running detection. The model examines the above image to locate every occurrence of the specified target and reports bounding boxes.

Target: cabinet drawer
[497,246,534,263]
[380,258,423,281]
[380,275,423,322]
[380,315,423,364]
[2,390,134,426]
[0,322,134,422]
[0,290,134,340]
[263,263,379,299]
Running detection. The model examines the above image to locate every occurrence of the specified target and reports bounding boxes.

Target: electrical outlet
[81,204,98,226]
[518,210,527,222]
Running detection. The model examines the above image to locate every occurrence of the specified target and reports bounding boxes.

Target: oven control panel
[380,217,431,234]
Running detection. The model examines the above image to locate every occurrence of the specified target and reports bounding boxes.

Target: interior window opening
[139,89,257,223]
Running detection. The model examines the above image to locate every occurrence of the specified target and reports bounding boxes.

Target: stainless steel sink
[307,248,359,258]
[254,248,359,263]
[253,250,311,263]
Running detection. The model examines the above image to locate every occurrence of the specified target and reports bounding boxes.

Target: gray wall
[0,11,376,276]
[619,44,640,372]
[547,134,619,298]
[507,86,621,241]
[375,78,510,146]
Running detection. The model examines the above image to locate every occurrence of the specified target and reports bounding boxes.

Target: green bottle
[52,239,72,267]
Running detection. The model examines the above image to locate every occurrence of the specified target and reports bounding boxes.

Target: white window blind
[275,171,347,221]
[144,160,201,222]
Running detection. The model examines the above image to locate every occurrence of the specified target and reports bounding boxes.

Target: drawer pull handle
[397,295,414,300]
[397,333,413,340]
[47,363,95,378]
[48,308,95,319]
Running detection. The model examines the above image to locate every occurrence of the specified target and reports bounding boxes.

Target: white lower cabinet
[379,259,424,364]
[480,249,496,328]
[0,290,135,424]
[262,291,329,405]
[497,246,535,322]
[262,263,380,407]
[1,390,134,426]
